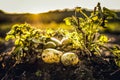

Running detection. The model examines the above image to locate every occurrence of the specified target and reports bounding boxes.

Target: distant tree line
[0,9,120,24]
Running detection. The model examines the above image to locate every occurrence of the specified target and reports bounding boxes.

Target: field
[0,6,120,80]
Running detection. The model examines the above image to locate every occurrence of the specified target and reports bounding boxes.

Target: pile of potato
[41,37,79,66]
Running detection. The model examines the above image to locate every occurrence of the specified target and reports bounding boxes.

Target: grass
[105,22,120,34]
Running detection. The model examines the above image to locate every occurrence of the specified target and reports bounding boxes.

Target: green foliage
[111,45,120,67]
[6,23,45,63]
[105,22,120,33]
[5,3,120,67]
[64,3,120,67]
[64,3,110,56]
[5,23,72,64]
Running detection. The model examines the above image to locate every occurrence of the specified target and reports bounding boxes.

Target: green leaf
[92,16,98,21]
[64,17,72,25]
[7,29,15,35]
[15,39,20,45]
[15,39,23,46]
[75,7,82,12]
[5,35,15,41]
[115,59,120,67]
[98,35,108,43]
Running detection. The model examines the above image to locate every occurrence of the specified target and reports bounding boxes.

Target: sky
[0,0,120,13]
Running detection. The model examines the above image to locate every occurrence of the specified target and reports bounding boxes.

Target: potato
[61,52,79,66]
[42,48,63,63]
[61,37,72,45]
[50,37,62,46]
[62,45,73,52]
[45,41,56,48]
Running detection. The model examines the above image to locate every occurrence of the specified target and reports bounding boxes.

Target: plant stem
[76,17,92,56]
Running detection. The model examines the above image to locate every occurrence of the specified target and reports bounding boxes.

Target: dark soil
[0,34,120,80]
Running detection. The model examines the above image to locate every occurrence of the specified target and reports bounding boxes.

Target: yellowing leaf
[5,35,15,41]
[65,20,71,25]
[15,39,23,46]
[64,18,72,26]
[98,35,108,43]
[115,59,120,67]
[92,16,98,21]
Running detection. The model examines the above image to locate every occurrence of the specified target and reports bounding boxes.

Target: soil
[0,34,120,80]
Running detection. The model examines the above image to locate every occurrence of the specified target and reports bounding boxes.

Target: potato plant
[64,3,120,67]
[5,3,120,68]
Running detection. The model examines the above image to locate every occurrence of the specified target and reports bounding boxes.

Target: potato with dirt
[61,52,79,66]
[42,48,63,63]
